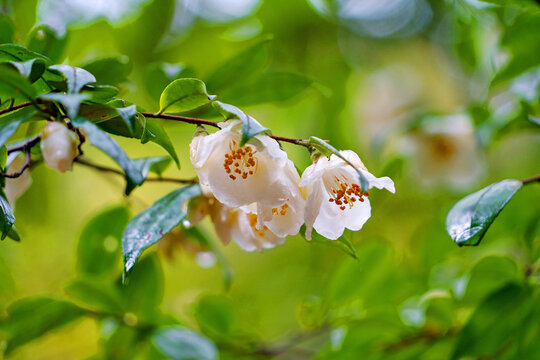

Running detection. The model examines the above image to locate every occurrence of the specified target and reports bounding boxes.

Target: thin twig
[0,102,32,116]
[3,150,32,178]
[522,174,540,185]
[7,135,42,154]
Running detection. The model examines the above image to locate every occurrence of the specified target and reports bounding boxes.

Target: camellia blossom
[40,122,78,172]
[300,150,395,240]
[190,120,299,209]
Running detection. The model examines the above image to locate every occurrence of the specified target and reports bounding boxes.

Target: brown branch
[7,135,42,154]
[3,150,31,178]
[0,102,32,117]
[141,112,309,147]
[74,158,197,184]
[522,174,540,185]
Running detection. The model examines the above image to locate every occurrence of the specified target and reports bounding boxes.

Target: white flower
[190,120,298,209]
[4,154,32,207]
[300,150,395,240]
[40,122,78,172]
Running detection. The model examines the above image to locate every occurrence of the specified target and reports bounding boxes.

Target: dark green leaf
[145,62,196,101]
[222,71,313,106]
[27,25,67,63]
[0,107,38,148]
[206,39,270,92]
[300,224,358,260]
[139,114,180,168]
[0,64,37,101]
[49,64,96,94]
[446,179,522,246]
[77,205,130,276]
[0,190,15,240]
[0,14,15,44]
[0,297,84,354]
[212,101,270,146]
[0,44,50,63]
[159,78,215,114]
[6,59,46,83]
[115,105,137,134]
[83,85,120,102]
[308,136,369,192]
[39,93,90,119]
[122,184,202,273]
[0,145,7,171]
[125,156,172,195]
[73,116,144,191]
[194,295,234,338]
[152,325,218,360]
[65,277,124,314]
[82,56,131,85]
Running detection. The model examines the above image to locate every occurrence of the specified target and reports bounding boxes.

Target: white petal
[303,181,325,240]
[360,169,395,193]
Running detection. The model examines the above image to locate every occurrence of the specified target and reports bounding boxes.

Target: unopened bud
[40,122,78,172]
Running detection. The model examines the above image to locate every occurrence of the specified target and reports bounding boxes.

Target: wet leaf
[212,101,270,146]
[159,78,215,114]
[125,156,172,195]
[6,59,46,83]
[49,64,96,94]
[39,93,90,119]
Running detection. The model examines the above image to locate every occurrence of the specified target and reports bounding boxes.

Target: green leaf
[82,56,131,85]
[446,179,522,246]
[0,44,50,63]
[49,64,96,94]
[125,156,172,195]
[77,205,130,276]
[212,101,270,146]
[6,59,46,83]
[206,39,270,92]
[0,145,7,171]
[152,325,218,360]
[308,136,369,192]
[159,78,215,114]
[39,93,91,119]
[0,297,84,354]
[72,116,144,191]
[0,107,38,148]
[65,277,125,314]
[145,62,196,101]
[0,190,15,241]
[139,114,180,168]
[27,25,67,63]
[115,105,137,134]
[452,283,532,359]
[0,64,38,101]
[0,14,15,44]
[222,71,313,106]
[193,295,234,338]
[300,224,358,260]
[122,184,202,273]
[83,85,119,103]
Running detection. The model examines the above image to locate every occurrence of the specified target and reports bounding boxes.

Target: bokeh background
[1,0,539,359]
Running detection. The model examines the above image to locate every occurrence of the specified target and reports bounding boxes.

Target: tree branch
[0,102,32,117]
[522,174,540,185]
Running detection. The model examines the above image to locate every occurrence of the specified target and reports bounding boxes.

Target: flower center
[326,175,369,211]
[271,203,289,216]
[223,140,258,181]
[248,213,268,237]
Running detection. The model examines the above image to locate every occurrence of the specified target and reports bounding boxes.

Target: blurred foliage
[0,0,539,359]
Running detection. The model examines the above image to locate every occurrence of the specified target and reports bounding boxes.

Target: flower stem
[522,174,540,185]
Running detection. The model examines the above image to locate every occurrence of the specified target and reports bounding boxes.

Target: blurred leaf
[122,184,202,273]
[39,93,90,119]
[194,295,234,338]
[463,256,519,303]
[478,0,540,10]
[159,78,215,114]
[152,325,218,360]
[104,323,140,360]
[300,224,358,259]
[139,114,180,168]
[0,44,50,63]
[125,156,172,194]
[446,179,522,246]
[222,71,313,106]
[0,64,37,101]
[66,277,124,314]
[27,25,67,63]
[0,190,15,240]
[49,64,96,94]
[0,14,14,44]
[212,101,270,146]
[0,107,38,148]
[0,145,6,171]
[73,116,144,192]
[6,59,46,83]
[0,256,15,300]
[77,205,130,276]
[309,136,369,192]
[0,297,84,354]
[206,39,269,92]
[452,283,532,359]
[145,62,196,102]
[84,85,119,102]
[82,56,131,85]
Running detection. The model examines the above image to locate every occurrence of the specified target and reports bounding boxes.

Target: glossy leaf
[0,64,37,101]
[0,297,84,354]
[446,179,522,246]
[122,184,202,273]
[159,78,215,114]
[82,56,131,85]
[115,105,137,134]
[49,64,96,94]
[145,62,196,101]
[206,39,269,92]
[77,205,130,276]
[39,93,90,119]
[212,101,270,146]
[0,107,38,148]
[72,116,144,191]
[309,136,369,192]
[65,277,124,314]
[6,59,46,83]
[83,85,119,102]
[300,224,358,260]
[27,25,67,63]
[0,190,15,240]
[125,156,172,194]
[0,44,50,63]
[139,114,180,168]
[152,325,218,360]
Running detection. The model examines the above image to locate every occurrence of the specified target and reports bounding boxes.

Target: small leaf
[6,59,46,83]
[83,85,119,102]
[0,14,15,44]
[446,179,522,246]
[81,56,131,85]
[122,184,202,273]
[0,297,84,354]
[0,145,7,171]
[0,107,38,148]
[27,25,67,63]
[125,156,172,195]
[194,295,234,338]
[159,78,215,114]
[140,114,180,168]
[207,39,269,92]
[73,116,144,191]
[0,190,15,240]
[0,64,38,101]
[308,136,369,192]
[49,64,96,94]
[300,224,358,260]
[39,93,90,119]
[145,62,196,101]
[152,325,218,360]
[115,105,137,134]
[0,44,50,63]
[212,101,270,146]
[65,277,124,314]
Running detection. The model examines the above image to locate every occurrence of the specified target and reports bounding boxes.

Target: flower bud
[40,122,78,172]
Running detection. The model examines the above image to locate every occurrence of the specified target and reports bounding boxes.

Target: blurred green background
[1,0,539,359]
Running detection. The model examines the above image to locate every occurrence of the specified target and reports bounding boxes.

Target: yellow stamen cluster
[328,177,369,211]
[223,140,257,181]
[248,213,268,237]
[271,203,289,216]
